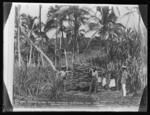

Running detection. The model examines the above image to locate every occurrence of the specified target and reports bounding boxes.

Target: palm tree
[45,5,64,69]
[45,5,90,68]
[53,6,90,64]
[86,6,125,52]
[19,13,37,66]
[19,12,57,71]
[68,6,89,62]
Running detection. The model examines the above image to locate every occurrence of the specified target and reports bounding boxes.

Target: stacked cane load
[65,64,93,91]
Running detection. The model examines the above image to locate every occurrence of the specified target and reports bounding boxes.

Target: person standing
[88,68,93,93]
[109,78,116,89]
[98,75,102,88]
[93,68,99,93]
[121,66,128,97]
[59,70,66,80]
[89,68,99,93]
[56,70,66,92]
[102,74,107,89]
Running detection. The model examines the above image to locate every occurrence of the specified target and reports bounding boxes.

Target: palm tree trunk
[72,44,75,66]
[60,22,64,69]
[64,49,68,70]
[39,5,42,33]
[17,25,21,67]
[32,49,35,66]
[61,27,64,50]
[60,37,62,49]
[76,40,80,63]
[71,31,75,66]
[28,44,32,66]
[55,29,57,67]
[17,6,21,67]
[73,15,77,65]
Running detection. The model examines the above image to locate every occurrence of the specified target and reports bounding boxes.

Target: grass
[13,64,143,110]
[14,88,142,109]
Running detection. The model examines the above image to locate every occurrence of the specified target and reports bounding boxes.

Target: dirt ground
[14,89,142,111]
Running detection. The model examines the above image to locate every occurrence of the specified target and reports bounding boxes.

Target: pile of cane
[65,63,93,91]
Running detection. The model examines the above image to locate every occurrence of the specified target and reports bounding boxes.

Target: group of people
[88,67,115,93]
[55,65,130,97]
[88,66,129,97]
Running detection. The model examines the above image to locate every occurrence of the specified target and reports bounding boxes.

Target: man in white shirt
[121,66,128,97]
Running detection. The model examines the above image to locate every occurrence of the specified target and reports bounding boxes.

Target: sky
[16,3,98,24]
[18,3,49,23]
[15,3,138,23]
